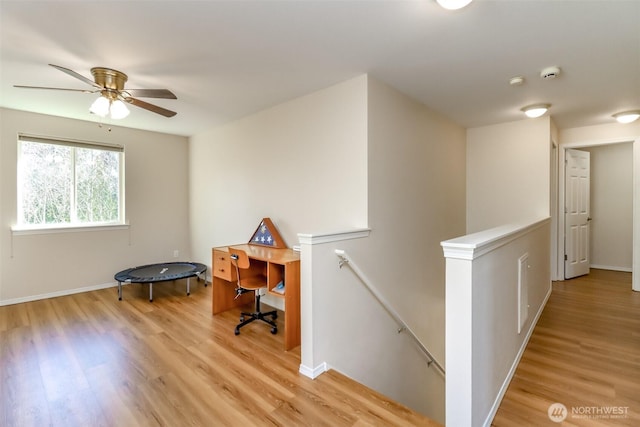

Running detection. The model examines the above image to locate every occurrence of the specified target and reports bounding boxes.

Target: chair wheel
[271,327,277,334]
[272,313,278,320]
[239,315,244,322]
[235,328,240,336]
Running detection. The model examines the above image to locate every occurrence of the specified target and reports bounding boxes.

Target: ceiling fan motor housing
[91,67,128,91]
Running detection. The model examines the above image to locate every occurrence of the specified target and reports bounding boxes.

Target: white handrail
[335,249,445,376]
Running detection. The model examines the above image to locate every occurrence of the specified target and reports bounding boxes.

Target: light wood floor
[493,269,640,426]
[0,279,439,427]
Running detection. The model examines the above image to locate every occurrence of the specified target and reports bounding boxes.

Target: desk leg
[283,262,301,351]
[212,277,253,315]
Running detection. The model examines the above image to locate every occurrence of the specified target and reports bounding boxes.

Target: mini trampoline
[114,262,207,302]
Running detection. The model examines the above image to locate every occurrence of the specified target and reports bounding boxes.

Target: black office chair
[229,247,278,335]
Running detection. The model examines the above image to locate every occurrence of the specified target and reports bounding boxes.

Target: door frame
[556,137,639,291]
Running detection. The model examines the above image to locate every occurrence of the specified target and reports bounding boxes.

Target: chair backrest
[229,247,250,271]
[229,247,262,291]
[229,248,249,288]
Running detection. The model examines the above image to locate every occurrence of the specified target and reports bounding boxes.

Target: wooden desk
[212,244,300,351]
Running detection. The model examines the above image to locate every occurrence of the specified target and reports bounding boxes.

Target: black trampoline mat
[115,262,207,283]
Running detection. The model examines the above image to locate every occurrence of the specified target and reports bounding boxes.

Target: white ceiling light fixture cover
[612,110,640,124]
[110,100,130,119]
[521,104,551,118]
[436,0,473,10]
[89,96,110,117]
[89,95,130,119]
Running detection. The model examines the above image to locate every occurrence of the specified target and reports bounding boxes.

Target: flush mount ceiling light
[612,110,640,124]
[436,0,473,10]
[521,104,551,118]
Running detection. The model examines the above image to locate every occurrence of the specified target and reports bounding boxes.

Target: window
[17,134,124,229]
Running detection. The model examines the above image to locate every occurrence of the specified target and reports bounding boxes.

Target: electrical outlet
[173,250,179,258]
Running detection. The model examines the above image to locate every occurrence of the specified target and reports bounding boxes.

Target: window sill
[11,223,130,236]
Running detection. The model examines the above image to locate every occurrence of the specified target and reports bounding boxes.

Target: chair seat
[238,275,267,290]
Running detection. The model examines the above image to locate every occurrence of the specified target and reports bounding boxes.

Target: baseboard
[590,264,633,273]
[483,283,553,427]
[0,281,118,306]
[299,362,328,379]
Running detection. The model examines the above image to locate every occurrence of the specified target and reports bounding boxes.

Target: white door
[565,149,591,279]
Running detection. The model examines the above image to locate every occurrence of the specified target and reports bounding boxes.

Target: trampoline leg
[118,281,122,301]
[202,271,208,287]
[149,283,153,302]
[187,277,191,296]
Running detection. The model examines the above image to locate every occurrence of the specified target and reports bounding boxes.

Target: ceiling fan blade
[125,89,177,99]
[49,64,101,89]
[125,97,177,117]
[13,85,95,93]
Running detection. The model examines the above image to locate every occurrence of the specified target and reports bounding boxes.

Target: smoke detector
[541,66,561,80]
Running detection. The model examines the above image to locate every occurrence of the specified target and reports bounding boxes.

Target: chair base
[234,294,278,335]
[235,310,278,335]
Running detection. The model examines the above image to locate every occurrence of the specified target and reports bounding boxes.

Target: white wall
[560,121,640,143]
[0,108,190,303]
[583,143,633,271]
[356,77,466,420]
[300,77,466,424]
[442,218,551,427]
[467,117,551,233]
[188,75,368,264]
[365,77,466,366]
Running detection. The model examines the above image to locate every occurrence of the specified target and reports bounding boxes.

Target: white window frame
[14,134,126,233]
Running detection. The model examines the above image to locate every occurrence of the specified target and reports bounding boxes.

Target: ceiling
[1,1,638,137]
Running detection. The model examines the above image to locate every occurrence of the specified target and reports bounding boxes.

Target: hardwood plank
[1,326,51,427]
[0,281,437,426]
[493,269,640,426]
[0,303,29,332]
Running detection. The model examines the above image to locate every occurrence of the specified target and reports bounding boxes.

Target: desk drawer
[212,249,236,281]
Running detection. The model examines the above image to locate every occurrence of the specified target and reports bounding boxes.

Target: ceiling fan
[14,64,177,118]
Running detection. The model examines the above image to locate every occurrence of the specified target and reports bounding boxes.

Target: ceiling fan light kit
[89,95,110,117]
[612,110,640,124]
[109,99,130,119]
[90,95,130,119]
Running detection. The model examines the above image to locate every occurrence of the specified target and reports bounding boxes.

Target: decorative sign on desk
[249,217,287,249]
